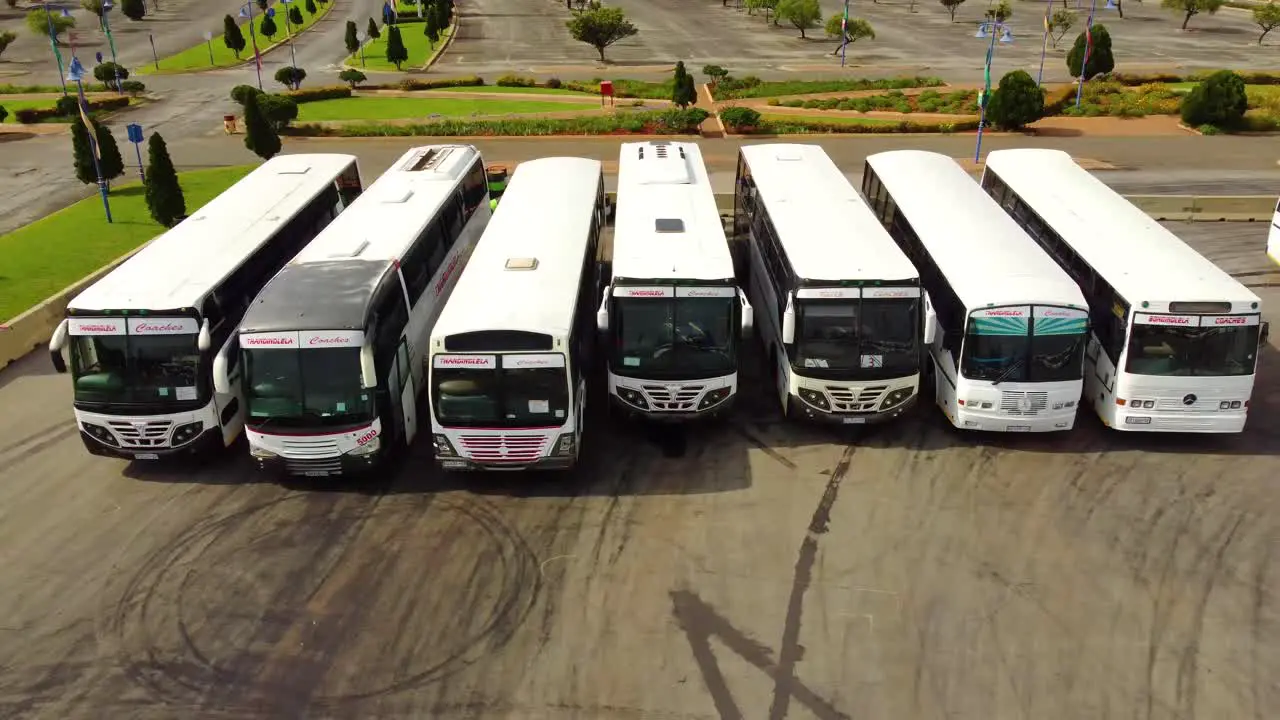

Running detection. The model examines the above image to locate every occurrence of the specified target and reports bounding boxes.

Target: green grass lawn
[346,24,451,72]
[138,0,332,74]
[0,99,53,123]
[429,84,594,96]
[0,166,256,323]
[297,96,583,121]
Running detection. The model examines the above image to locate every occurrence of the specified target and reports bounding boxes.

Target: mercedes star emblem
[1182,394,1197,406]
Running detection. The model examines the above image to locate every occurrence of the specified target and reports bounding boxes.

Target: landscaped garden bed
[710,76,946,101]
[767,88,979,114]
[289,108,709,137]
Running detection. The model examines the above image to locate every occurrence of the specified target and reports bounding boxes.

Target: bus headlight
[880,387,914,410]
[798,388,829,411]
[1230,401,1242,409]
[699,387,732,410]
[618,388,649,409]
[433,434,458,457]
[554,433,575,457]
[82,423,119,447]
[250,445,278,459]
[171,421,204,446]
[348,437,380,456]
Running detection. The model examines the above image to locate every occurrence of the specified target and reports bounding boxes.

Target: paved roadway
[0,221,1277,719]
[4,133,1280,237]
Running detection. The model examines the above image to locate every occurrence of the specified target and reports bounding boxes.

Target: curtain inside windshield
[1126,324,1259,377]
[71,334,201,404]
[433,365,570,428]
[245,348,372,426]
[612,298,735,377]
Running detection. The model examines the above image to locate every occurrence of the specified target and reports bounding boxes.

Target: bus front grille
[459,435,548,463]
[641,385,704,411]
[826,385,887,412]
[108,420,174,447]
[999,391,1049,416]
[286,457,344,475]
[280,437,342,457]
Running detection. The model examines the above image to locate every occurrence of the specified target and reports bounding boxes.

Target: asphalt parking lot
[0,220,1276,719]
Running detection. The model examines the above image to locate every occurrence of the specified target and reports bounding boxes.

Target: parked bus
[596,141,753,420]
[48,154,363,460]
[863,150,1090,432]
[734,144,927,425]
[983,148,1264,433]
[220,145,490,476]
[428,158,607,471]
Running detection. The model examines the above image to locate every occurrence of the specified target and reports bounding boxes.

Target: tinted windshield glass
[796,302,859,370]
[962,308,1087,383]
[795,298,919,376]
[244,347,374,428]
[612,297,737,378]
[70,333,202,404]
[433,364,570,428]
[1126,324,1260,377]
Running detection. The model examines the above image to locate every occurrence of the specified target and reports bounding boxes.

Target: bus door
[394,337,418,444]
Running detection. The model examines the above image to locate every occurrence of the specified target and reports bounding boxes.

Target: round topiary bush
[987,69,1045,130]
[719,105,762,131]
[1180,70,1248,129]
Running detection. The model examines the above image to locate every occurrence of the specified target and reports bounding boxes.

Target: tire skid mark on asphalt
[0,423,80,465]
[1174,511,1245,719]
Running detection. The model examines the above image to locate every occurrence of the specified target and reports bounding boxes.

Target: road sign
[96,51,103,63]
[67,57,86,82]
[266,7,275,16]
[126,123,143,144]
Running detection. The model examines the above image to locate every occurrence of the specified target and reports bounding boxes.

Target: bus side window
[461,159,487,217]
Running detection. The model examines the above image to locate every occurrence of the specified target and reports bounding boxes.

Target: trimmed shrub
[258,94,300,130]
[719,106,762,131]
[496,74,537,87]
[119,80,146,95]
[1181,69,1248,128]
[1066,24,1114,80]
[986,69,1044,130]
[394,75,484,90]
[145,133,186,227]
[546,77,562,89]
[15,96,129,123]
[231,84,263,105]
[281,85,352,102]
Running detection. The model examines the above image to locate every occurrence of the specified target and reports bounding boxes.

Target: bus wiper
[863,339,913,353]
[991,358,1025,386]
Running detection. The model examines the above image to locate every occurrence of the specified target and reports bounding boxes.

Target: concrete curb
[0,244,150,370]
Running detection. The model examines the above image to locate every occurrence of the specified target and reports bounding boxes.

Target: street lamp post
[203,30,214,66]
[100,0,123,92]
[279,0,298,69]
[356,31,367,67]
[42,1,69,95]
[239,2,264,91]
[973,18,1013,163]
[68,57,113,224]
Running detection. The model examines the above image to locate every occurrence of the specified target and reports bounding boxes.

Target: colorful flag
[1043,8,1051,34]
[77,94,100,167]
[841,0,848,35]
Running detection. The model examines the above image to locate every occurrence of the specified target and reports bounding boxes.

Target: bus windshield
[795,298,919,376]
[433,362,570,428]
[961,307,1087,384]
[70,332,202,405]
[243,347,374,428]
[612,297,736,379]
[1126,323,1260,377]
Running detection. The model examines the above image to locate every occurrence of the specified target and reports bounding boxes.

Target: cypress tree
[385,25,408,69]
[424,9,440,48]
[70,115,97,185]
[344,19,359,54]
[367,17,380,39]
[260,13,278,39]
[288,6,304,27]
[95,122,125,188]
[243,92,281,160]
[223,14,246,58]
[306,0,317,14]
[145,132,186,227]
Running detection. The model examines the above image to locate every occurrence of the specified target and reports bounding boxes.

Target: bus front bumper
[253,451,382,477]
[79,425,223,461]
[1109,409,1248,433]
[953,409,1078,433]
[609,394,736,422]
[436,455,577,472]
[793,395,919,425]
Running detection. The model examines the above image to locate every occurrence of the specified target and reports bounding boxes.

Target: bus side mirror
[212,348,232,395]
[596,287,611,332]
[49,319,68,374]
[781,296,796,346]
[923,294,938,345]
[197,319,212,352]
[360,343,378,389]
[739,289,753,337]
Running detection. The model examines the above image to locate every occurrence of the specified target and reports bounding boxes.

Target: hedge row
[281,85,352,103]
[1107,70,1280,86]
[14,96,131,124]
[379,75,486,91]
[290,108,709,137]
[752,117,980,135]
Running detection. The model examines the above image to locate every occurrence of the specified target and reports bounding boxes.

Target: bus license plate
[843,417,866,424]
[1007,425,1031,432]
[303,471,330,477]
[133,453,159,460]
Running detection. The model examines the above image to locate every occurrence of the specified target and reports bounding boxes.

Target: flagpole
[840,0,849,67]
[974,29,996,163]
[43,1,68,95]
[69,58,112,223]
[1037,0,1051,86]
[1075,0,1097,108]
[243,2,264,90]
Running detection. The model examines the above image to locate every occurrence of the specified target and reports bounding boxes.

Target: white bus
[48,154,363,461]
[863,150,1091,433]
[1269,196,1280,268]
[596,141,753,420]
[983,149,1265,433]
[220,145,490,476]
[428,157,607,471]
[734,144,927,425]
